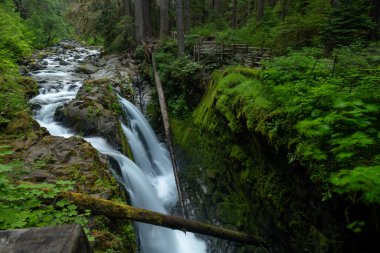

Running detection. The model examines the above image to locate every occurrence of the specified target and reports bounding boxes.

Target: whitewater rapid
[29,42,206,253]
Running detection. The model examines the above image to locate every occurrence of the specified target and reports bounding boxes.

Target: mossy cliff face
[174,62,379,252]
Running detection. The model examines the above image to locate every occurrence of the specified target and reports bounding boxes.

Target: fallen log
[151,54,186,218]
[61,192,267,248]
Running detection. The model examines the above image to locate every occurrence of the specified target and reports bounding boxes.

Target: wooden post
[152,54,186,219]
[61,192,268,247]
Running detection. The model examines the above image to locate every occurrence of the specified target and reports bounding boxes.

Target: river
[29,41,206,253]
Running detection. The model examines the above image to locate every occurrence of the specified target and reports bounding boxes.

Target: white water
[29,43,206,253]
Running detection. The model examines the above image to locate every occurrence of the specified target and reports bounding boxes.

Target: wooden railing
[193,40,271,67]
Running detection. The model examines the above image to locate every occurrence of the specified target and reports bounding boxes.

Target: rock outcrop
[54,78,131,150]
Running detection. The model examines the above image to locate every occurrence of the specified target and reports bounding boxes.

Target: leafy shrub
[0,147,91,231]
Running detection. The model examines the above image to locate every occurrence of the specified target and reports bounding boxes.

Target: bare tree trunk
[62,192,268,247]
[280,0,291,20]
[134,0,144,41]
[184,0,191,32]
[160,0,169,39]
[370,0,380,39]
[176,0,185,56]
[232,0,237,29]
[256,0,264,22]
[152,55,186,218]
[215,0,223,18]
[142,0,152,38]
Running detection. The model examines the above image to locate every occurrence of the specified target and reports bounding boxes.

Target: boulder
[59,59,69,66]
[76,63,98,75]
[0,224,92,253]
[54,79,128,149]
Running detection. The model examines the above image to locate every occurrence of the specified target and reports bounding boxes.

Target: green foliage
[153,39,204,119]
[190,46,380,204]
[322,0,374,51]
[331,166,380,204]
[0,1,33,74]
[189,0,378,53]
[67,0,134,51]
[0,148,91,232]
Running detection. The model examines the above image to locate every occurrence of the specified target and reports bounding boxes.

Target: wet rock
[29,61,44,71]
[23,135,121,196]
[54,79,123,149]
[62,42,76,49]
[19,66,31,76]
[76,63,98,75]
[18,77,39,98]
[0,224,93,253]
[41,60,49,65]
[93,59,106,67]
[68,84,78,91]
[59,59,69,66]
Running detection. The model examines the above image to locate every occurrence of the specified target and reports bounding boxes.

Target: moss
[171,65,347,252]
[119,123,134,160]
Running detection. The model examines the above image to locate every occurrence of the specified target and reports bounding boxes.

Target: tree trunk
[176,0,185,56]
[331,0,338,9]
[215,0,223,18]
[184,0,191,32]
[232,0,237,29]
[370,0,380,39]
[280,0,291,20]
[159,0,169,39]
[142,0,152,38]
[152,55,186,218]
[256,0,264,22]
[134,0,144,41]
[61,192,268,247]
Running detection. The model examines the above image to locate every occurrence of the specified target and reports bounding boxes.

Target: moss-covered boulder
[9,125,136,252]
[54,79,132,150]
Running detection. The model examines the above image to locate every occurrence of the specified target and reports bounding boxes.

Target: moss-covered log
[61,192,267,247]
[151,54,186,218]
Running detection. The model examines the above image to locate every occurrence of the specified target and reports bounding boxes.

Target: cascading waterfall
[29,42,206,253]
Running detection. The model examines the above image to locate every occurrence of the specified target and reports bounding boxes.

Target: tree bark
[142,0,152,38]
[215,0,223,18]
[370,0,380,39]
[134,0,152,41]
[152,54,186,218]
[61,192,268,247]
[184,0,191,32]
[176,0,185,56]
[134,0,144,41]
[159,0,169,39]
[280,0,291,20]
[232,0,237,29]
[256,0,264,22]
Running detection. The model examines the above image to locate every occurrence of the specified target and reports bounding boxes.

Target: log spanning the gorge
[151,53,186,219]
[62,192,267,247]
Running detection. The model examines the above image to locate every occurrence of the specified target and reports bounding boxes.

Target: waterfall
[29,42,206,253]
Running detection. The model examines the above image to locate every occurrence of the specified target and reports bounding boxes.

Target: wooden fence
[193,40,271,67]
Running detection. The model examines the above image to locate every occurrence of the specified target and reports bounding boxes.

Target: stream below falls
[29,42,207,253]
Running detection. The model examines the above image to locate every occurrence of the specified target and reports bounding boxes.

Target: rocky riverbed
[10,40,141,252]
